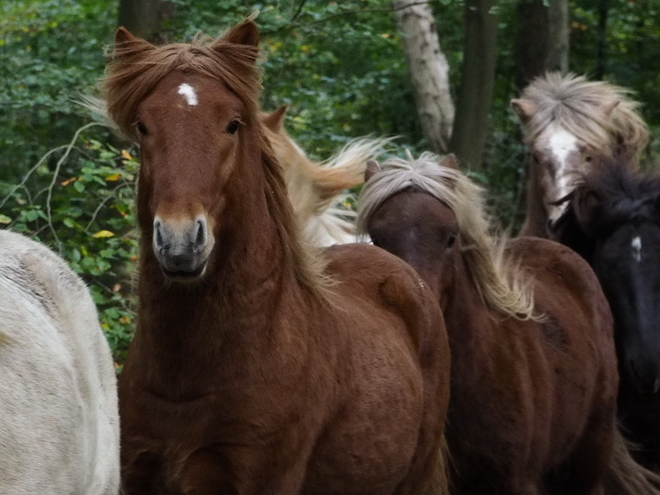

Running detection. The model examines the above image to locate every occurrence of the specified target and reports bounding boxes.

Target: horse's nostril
[155,225,165,251]
[194,219,206,250]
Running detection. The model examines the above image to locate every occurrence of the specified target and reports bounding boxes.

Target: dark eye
[446,234,457,249]
[371,236,381,248]
[226,119,242,135]
[585,155,593,163]
[136,121,148,136]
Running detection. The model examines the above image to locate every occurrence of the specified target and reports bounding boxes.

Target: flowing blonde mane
[357,151,536,320]
[103,20,329,295]
[518,72,648,161]
[263,118,390,245]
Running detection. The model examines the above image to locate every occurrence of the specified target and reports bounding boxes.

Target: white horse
[0,230,120,494]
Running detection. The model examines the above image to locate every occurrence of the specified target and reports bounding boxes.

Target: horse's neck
[442,255,494,358]
[134,163,298,391]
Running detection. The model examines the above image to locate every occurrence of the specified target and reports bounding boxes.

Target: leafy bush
[0,124,138,364]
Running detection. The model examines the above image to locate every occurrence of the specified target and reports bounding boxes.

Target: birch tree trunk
[547,0,569,72]
[449,0,498,172]
[393,0,455,153]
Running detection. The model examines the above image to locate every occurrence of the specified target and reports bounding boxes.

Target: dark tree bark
[393,0,455,153]
[595,0,609,79]
[514,0,549,90]
[449,0,498,172]
[118,0,173,43]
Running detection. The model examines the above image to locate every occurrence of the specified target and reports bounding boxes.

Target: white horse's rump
[0,230,119,494]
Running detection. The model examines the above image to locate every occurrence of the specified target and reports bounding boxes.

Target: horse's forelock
[104,33,262,139]
[521,72,649,160]
[357,152,537,320]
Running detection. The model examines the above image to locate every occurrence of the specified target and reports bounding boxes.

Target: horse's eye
[446,235,457,249]
[136,121,148,136]
[585,155,593,163]
[226,120,242,135]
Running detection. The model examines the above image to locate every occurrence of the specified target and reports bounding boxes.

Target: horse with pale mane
[104,19,451,494]
[357,151,660,494]
[0,229,119,494]
[261,104,389,246]
[512,72,649,237]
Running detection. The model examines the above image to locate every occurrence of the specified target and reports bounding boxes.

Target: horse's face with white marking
[134,71,247,281]
[532,124,596,231]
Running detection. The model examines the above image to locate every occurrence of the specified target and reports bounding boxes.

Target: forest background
[1,0,659,363]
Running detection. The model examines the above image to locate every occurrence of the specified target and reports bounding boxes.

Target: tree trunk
[118,0,173,43]
[449,0,498,172]
[547,0,569,72]
[393,0,455,153]
[514,0,549,91]
[595,0,609,78]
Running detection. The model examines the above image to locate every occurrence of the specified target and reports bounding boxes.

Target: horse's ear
[111,27,154,60]
[602,100,620,116]
[115,27,137,45]
[262,105,287,131]
[365,160,382,182]
[223,19,260,47]
[440,154,459,170]
[511,98,536,124]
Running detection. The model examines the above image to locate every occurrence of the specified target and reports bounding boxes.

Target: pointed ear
[112,27,154,60]
[223,19,259,47]
[262,105,287,131]
[511,98,536,124]
[602,100,620,116]
[440,154,459,170]
[365,160,382,182]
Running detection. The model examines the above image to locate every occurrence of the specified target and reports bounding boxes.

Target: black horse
[552,159,660,470]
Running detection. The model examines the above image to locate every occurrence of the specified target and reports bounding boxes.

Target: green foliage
[0,125,138,364]
[2,0,660,361]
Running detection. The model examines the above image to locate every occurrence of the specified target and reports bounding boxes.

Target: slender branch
[44,122,107,252]
[85,183,127,233]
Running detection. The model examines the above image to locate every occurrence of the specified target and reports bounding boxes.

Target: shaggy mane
[357,151,536,320]
[519,72,648,162]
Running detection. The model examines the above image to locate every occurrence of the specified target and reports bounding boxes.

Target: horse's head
[105,20,261,282]
[361,156,461,306]
[557,168,660,394]
[512,73,648,234]
[512,99,606,232]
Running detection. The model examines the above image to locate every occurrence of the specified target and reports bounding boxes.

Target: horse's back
[0,230,119,494]
[510,236,613,330]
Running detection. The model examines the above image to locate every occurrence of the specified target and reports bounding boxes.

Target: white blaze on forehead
[632,236,642,262]
[547,126,579,202]
[177,83,198,106]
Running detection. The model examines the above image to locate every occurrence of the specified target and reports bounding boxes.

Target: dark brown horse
[552,160,660,472]
[104,20,450,495]
[357,151,659,494]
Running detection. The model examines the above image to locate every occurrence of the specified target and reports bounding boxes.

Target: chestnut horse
[104,20,450,494]
[552,160,660,472]
[261,105,389,246]
[512,72,648,237]
[357,151,660,494]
